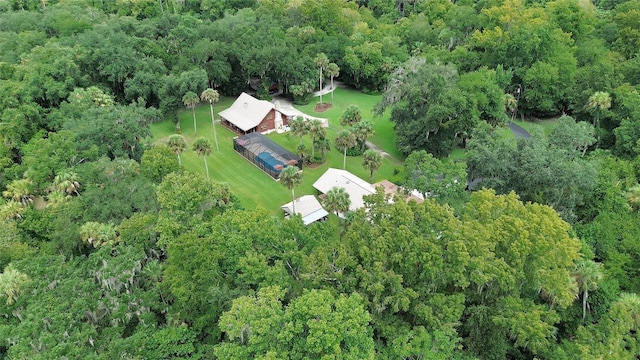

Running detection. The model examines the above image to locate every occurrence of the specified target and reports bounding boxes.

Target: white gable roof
[313,168,376,211]
[280,195,329,225]
[219,92,275,131]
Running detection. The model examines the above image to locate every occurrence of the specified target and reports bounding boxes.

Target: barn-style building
[219,92,289,134]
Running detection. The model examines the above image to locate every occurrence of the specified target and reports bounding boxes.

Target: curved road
[509,122,531,138]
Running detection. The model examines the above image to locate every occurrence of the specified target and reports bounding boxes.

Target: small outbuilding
[372,180,424,203]
[280,195,329,225]
[233,132,302,179]
[219,92,289,134]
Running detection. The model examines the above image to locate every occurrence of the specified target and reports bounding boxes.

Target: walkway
[509,122,531,138]
[271,82,346,129]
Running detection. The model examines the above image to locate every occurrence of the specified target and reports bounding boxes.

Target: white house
[312,168,376,211]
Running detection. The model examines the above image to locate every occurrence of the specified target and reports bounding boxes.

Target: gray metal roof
[312,168,376,211]
[281,195,329,225]
[219,92,275,131]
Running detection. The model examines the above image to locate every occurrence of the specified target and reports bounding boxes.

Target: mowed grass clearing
[150,90,400,213]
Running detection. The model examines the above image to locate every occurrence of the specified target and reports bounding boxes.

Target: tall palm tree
[573,259,603,321]
[201,88,220,150]
[314,137,331,163]
[340,105,362,128]
[2,178,34,205]
[323,186,350,217]
[352,120,375,151]
[335,129,357,170]
[79,221,117,248]
[503,93,517,122]
[615,292,640,329]
[362,149,383,182]
[314,53,329,104]
[296,143,308,163]
[626,185,640,210]
[51,172,80,196]
[290,116,309,144]
[182,91,200,135]
[192,137,213,179]
[307,119,326,159]
[0,264,30,305]
[326,62,340,103]
[0,201,24,220]
[167,134,187,166]
[586,91,611,147]
[279,166,303,214]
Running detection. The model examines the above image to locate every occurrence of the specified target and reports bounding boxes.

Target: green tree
[403,150,466,204]
[626,185,640,210]
[335,129,357,170]
[586,91,611,147]
[289,116,308,144]
[201,88,220,150]
[78,221,118,248]
[73,158,157,225]
[140,145,180,184]
[362,149,382,182]
[279,166,303,214]
[548,115,596,157]
[20,130,80,191]
[62,103,156,161]
[307,119,325,159]
[376,59,480,156]
[314,137,332,164]
[0,264,30,306]
[156,171,233,234]
[295,143,308,163]
[159,68,208,117]
[326,62,340,103]
[182,91,199,135]
[0,201,25,221]
[466,124,596,223]
[322,186,350,216]
[340,105,362,128]
[351,119,375,151]
[166,134,187,166]
[192,137,213,179]
[215,287,374,359]
[2,178,34,205]
[558,292,640,358]
[163,207,321,339]
[49,171,80,197]
[504,93,518,120]
[314,52,329,104]
[572,260,603,321]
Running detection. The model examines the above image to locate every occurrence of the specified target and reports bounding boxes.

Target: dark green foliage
[140,145,180,184]
[1,0,640,358]
[377,59,485,157]
[75,158,158,224]
[0,245,171,359]
[62,103,157,162]
[466,121,597,223]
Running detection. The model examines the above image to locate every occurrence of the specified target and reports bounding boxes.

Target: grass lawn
[150,91,400,214]
[150,91,561,214]
[511,116,561,136]
[298,87,403,162]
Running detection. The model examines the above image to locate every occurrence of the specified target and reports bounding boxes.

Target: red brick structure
[219,92,289,134]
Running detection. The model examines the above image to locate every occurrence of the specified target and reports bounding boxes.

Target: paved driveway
[509,122,531,138]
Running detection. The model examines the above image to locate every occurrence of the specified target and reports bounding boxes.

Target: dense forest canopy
[0,0,639,358]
